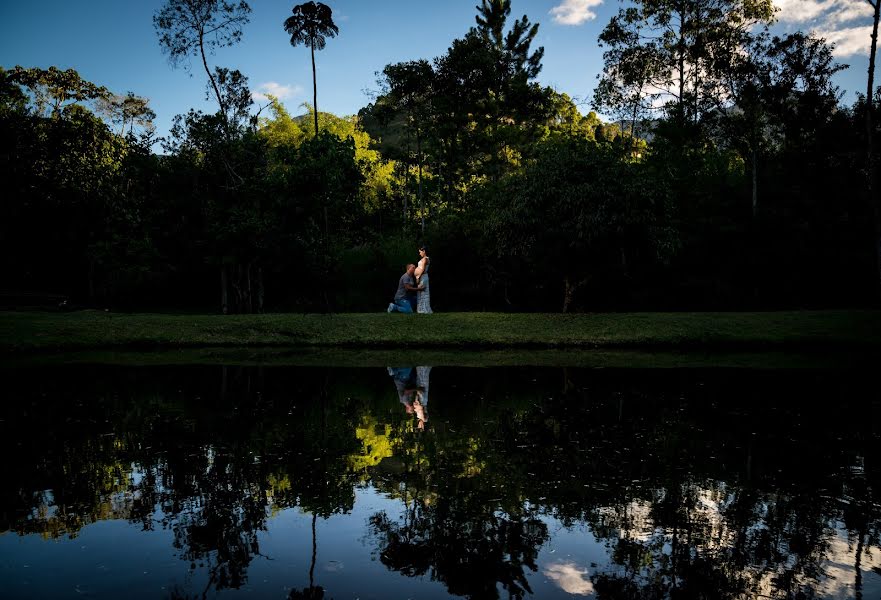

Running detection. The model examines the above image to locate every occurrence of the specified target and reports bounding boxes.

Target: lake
[1,355,879,599]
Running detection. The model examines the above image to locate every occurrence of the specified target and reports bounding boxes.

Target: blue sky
[1,0,878,140]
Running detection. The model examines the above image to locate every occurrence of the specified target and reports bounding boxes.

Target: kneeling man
[387,263,423,313]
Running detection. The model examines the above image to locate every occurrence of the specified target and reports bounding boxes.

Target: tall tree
[710,32,846,216]
[866,0,881,299]
[97,92,156,136]
[475,0,543,79]
[491,137,677,312]
[593,10,661,148]
[153,0,252,127]
[154,0,257,313]
[283,1,339,137]
[379,60,435,233]
[472,0,548,181]
[595,0,775,133]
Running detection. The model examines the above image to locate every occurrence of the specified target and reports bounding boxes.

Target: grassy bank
[1,310,880,354]
[5,347,880,370]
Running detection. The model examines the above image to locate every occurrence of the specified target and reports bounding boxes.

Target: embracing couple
[387,245,432,314]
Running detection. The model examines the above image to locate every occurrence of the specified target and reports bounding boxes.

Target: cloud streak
[550,0,605,26]
[252,81,303,102]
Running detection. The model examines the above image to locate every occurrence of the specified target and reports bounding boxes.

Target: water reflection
[0,364,879,599]
[388,366,431,430]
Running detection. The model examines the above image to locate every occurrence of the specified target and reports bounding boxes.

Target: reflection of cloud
[544,561,595,595]
[775,0,875,57]
[252,81,303,102]
[550,0,604,26]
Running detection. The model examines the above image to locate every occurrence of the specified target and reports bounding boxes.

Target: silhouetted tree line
[1,0,879,312]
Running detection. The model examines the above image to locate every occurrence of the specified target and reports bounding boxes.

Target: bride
[415,245,432,314]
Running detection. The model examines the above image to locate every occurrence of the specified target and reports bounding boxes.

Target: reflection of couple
[387,366,431,430]
[386,246,432,314]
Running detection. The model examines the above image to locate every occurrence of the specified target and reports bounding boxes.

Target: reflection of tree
[371,365,550,598]
[0,365,361,597]
[2,365,880,600]
[288,514,327,600]
[370,495,548,599]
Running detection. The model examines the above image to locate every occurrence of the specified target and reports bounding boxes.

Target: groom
[387,263,424,313]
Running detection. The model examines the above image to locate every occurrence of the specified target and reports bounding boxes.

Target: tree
[595,0,775,134]
[593,8,661,149]
[378,60,435,233]
[283,2,339,137]
[491,137,677,312]
[153,0,252,128]
[470,0,550,182]
[425,3,552,204]
[8,66,109,117]
[866,0,881,299]
[710,32,846,216]
[97,92,156,136]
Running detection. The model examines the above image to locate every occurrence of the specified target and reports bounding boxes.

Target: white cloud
[543,561,595,595]
[252,81,303,102]
[775,0,836,24]
[774,0,875,57]
[818,24,874,57]
[826,1,875,25]
[550,0,605,26]
[776,0,873,24]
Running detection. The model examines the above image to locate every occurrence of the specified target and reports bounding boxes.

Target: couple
[387,245,432,314]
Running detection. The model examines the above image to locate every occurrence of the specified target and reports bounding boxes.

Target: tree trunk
[309,512,317,588]
[311,42,319,137]
[246,262,253,314]
[855,529,865,600]
[677,7,687,130]
[417,127,425,236]
[87,257,96,303]
[563,276,575,313]
[751,148,758,217]
[199,31,224,123]
[221,265,229,315]
[404,126,411,228]
[867,0,880,301]
[256,266,264,314]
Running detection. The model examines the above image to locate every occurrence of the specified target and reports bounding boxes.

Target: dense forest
[2,0,880,313]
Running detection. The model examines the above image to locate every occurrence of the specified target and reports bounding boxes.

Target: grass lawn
[1,310,879,354]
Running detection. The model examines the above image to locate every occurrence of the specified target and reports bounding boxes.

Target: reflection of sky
[3,483,881,599]
[534,516,606,598]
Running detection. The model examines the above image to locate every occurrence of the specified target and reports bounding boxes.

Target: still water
[1,360,880,599]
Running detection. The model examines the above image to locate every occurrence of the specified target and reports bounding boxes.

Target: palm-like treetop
[284,1,338,51]
[283,2,339,136]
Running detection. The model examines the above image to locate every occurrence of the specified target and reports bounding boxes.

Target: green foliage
[153,0,251,68]
[96,91,156,136]
[153,0,252,129]
[8,65,109,116]
[595,0,775,129]
[283,1,338,51]
[491,136,677,310]
[257,95,306,149]
[259,98,395,214]
[2,0,878,313]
